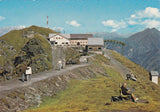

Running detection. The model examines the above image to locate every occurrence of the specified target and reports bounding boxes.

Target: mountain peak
[144,28,159,32]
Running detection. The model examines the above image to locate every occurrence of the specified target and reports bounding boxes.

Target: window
[66,42,68,44]
[62,42,64,44]
[77,42,80,45]
[89,48,92,49]
[98,47,101,50]
[55,42,58,44]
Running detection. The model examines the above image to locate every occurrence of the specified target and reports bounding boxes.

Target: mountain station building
[49,34,70,46]
[49,33,93,47]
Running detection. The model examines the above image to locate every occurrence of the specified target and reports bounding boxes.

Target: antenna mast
[47,16,48,28]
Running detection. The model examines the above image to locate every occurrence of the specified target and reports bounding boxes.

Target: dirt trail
[0,64,90,95]
[52,46,65,69]
[104,49,130,79]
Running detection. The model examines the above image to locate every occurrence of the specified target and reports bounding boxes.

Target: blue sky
[0,0,160,34]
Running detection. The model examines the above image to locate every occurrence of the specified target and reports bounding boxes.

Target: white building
[150,71,159,84]
[49,34,70,46]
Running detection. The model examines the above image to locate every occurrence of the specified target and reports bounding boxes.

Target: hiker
[86,58,89,63]
[21,63,27,82]
[121,83,138,102]
[126,71,137,81]
[130,72,137,81]
[62,59,66,69]
[57,60,62,71]
[26,66,32,81]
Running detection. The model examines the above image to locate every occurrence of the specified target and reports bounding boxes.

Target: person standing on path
[26,66,32,81]
[62,59,66,69]
[21,63,27,82]
[57,60,62,71]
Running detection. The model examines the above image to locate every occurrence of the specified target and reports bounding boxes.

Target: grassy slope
[24,51,160,112]
[0,25,56,68]
[0,25,56,51]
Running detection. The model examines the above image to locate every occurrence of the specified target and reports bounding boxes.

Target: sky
[0,0,160,34]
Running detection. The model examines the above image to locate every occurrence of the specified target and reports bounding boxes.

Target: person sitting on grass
[121,83,138,102]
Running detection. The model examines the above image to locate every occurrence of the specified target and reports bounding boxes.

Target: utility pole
[47,16,48,28]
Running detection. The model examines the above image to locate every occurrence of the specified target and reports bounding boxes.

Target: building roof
[70,34,93,39]
[49,33,93,40]
[49,33,70,39]
[49,33,57,38]
[87,38,104,46]
[150,71,159,76]
[61,34,71,39]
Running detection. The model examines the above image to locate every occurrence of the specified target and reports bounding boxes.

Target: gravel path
[104,49,130,79]
[0,64,90,94]
[52,46,66,69]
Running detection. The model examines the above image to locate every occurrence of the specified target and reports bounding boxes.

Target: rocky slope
[0,65,101,112]
[0,26,56,81]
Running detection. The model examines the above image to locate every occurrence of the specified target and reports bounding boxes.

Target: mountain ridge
[124,28,160,73]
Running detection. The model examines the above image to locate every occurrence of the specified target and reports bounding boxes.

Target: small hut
[150,71,159,84]
[86,38,104,54]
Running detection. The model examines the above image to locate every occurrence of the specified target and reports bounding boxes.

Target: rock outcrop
[0,26,56,81]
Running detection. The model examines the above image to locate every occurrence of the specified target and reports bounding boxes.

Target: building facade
[49,33,93,47]
[87,38,104,53]
[150,71,159,84]
[69,34,93,47]
[49,34,70,46]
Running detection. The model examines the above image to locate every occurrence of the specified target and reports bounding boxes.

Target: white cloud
[101,7,160,32]
[130,14,136,18]
[135,7,160,18]
[111,29,117,32]
[127,7,160,30]
[102,20,127,32]
[128,20,138,25]
[0,16,5,21]
[53,27,64,32]
[66,20,81,27]
[0,25,26,36]
[141,19,160,29]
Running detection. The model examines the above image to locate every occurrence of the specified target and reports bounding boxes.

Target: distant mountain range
[123,28,160,73]
[93,28,160,73]
[92,32,133,41]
